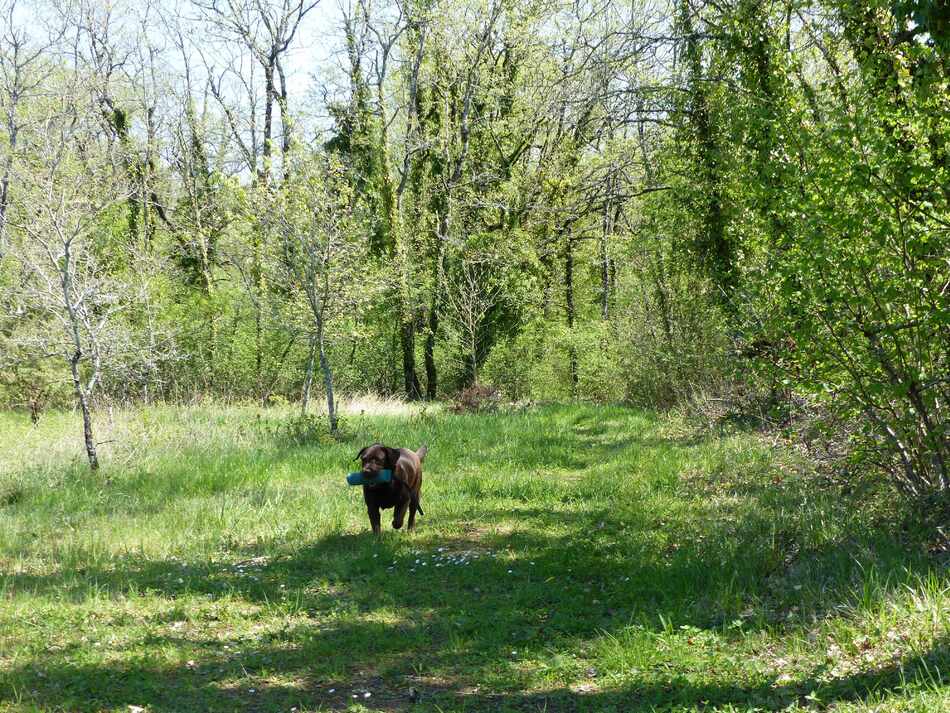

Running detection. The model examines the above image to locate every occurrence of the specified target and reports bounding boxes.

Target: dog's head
[356,443,399,477]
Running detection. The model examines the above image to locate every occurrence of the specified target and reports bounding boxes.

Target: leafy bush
[740,82,949,500]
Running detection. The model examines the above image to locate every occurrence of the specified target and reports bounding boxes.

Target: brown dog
[356,443,427,534]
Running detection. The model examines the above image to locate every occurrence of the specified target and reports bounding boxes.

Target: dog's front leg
[367,504,382,535]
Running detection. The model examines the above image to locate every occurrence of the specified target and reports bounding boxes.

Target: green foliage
[480,319,545,400]
[0,0,945,500]
[743,75,949,497]
[651,0,949,499]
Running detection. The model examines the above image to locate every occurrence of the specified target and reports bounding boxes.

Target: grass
[0,401,947,712]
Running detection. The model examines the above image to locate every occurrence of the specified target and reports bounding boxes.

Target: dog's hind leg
[392,499,409,530]
[407,502,419,531]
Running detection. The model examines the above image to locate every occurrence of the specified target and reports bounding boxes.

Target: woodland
[0,0,947,505]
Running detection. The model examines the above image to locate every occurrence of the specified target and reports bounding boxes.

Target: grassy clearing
[0,403,947,712]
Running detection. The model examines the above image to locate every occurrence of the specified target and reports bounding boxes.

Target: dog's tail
[416,444,428,462]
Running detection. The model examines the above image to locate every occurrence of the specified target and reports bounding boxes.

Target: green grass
[0,402,947,712]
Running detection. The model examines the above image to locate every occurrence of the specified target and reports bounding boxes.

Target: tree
[195,0,320,398]
[268,152,365,432]
[0,0,51,257]
[339,0,430,399]
[195,0,319,183]
[5,77,130,469]
[447,255,502,385]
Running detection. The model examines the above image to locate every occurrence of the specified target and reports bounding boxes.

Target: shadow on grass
[3,405,947,712]
[4,622,947,713]
[5,507,947,712]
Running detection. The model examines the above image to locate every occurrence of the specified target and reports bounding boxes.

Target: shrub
[451,384,502,413]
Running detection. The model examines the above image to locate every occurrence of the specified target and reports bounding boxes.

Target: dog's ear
[384,447,400,469]
[355,445,370,461]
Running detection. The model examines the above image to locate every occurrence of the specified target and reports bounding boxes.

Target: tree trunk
[599,194,612,320]
[254,245,263,398]
[651,253,675,350]
[424,302,439,399]
[61,235,99,470]
[425,213,447,400]
[679,0,733,301]
[276,57,292,181]
[117,111,142,245]
[564,232,578,396]
[469,326,478,386]
[200,239,217,390]
[301,332,316,415]
[143,106,158,250]
[252,57,277,402]
[540,229,553,320]
[316,320,337,434]
[0,120,17,255]
[375,74,420,400]
[70,351,99,471]
[394,202,420,398]
[262,59,275,183]
[396,203,421,400]
[401,319,422,399]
